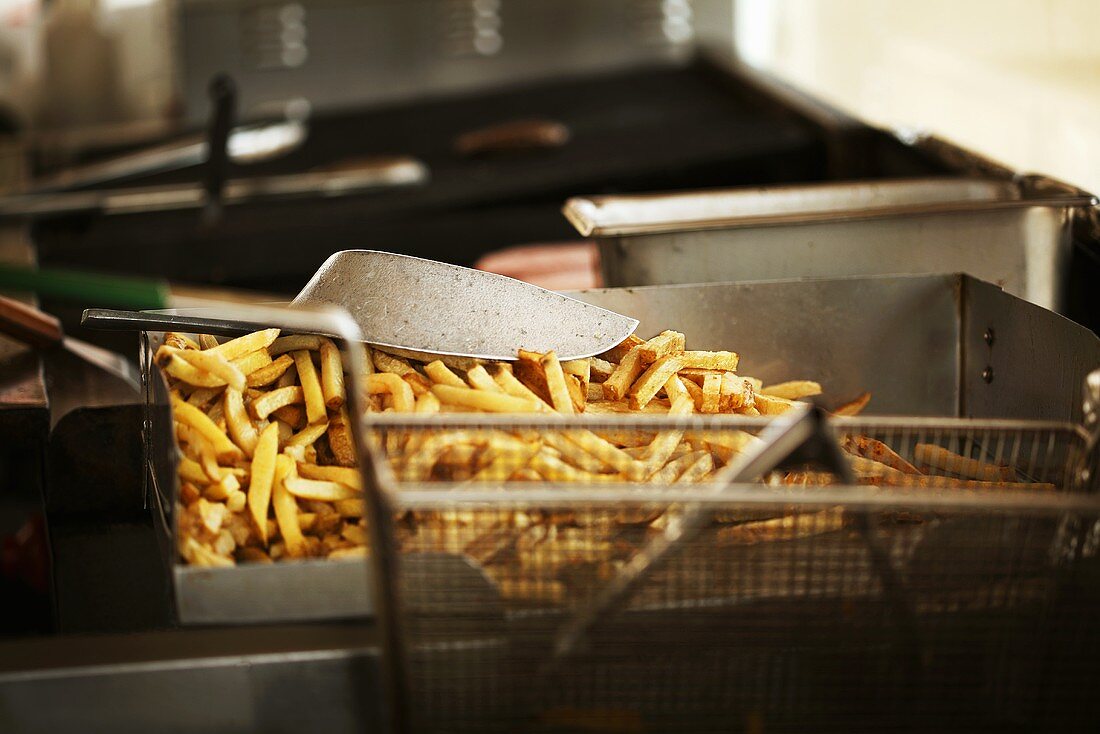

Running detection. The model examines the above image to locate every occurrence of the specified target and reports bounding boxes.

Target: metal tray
[565,175,1098,314]
[150,274,1100,626]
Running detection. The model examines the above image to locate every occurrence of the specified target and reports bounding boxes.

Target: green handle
[0,263,172,310]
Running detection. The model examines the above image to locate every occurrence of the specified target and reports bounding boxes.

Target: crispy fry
[762,380,822,401]
[648,449,708,484]
[372,350,416,376]
[298,463,362,490]
[165,332,199,350]
[165,354,228,388]
[248,422,279,544]
[561,359,590,388]
[602,346,645,401]
[210,329,280,361]
[373,346,481,373]
[366,373,416,412]
[755,393,796,415]
[638,330,685,363]
[287,422,329,448]
[716,507,845,546]
[719,373,754,413]
[600,334,644,363]
[589,357,613,382]
[530,449,617,483]
[467,365,504,392]
[223,387,259,457]
[319,338,346,409]
[629,355,683,409]
[833,392,871,416]
[292,350,327,425]
[231,349,273,377]
[402,372,433,396]
[250,386,304,421]
[700,373,721,414]
[842,435,921,475]
[431,384,543,413]
[268,334,322,356]
[272,455,306,556]
[271,405,306,429]
[913,443,1015,482]
[565,374,586,413]
[414,392,441,414]
[514,350,552,404]
[681,378,704,411]
[186,386,223,408]
[641,396,694,476]
[540,351,574,414]
[327,408,357,467]
[424,360,467,388]
[284,476,360,502]
[247,354,294,387]
[493,367,551,409]
[171,349,245,393]
[678,351,739,371]
[172,397,242,462]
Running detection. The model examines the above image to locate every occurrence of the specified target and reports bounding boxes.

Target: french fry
[700,373,721,414]
[187,386,223,408]
[171,349,245,393]
[402,372,433,396]
[678,351,739,371]
[842,435,921,475]
[414,392,441,414]
[319,338,346,409]
[248,422,279,544]
[298,463,362,490]
[641,396,694,476]
[272,455,306,557]
[913,443,1016,482]
[677,367,723,386]
[247,354,294,387]
[292,350,327,425]
[638,330,685,363]
[755,393,796,415]
[165,332,199,350]
[716,507,845,546]
[467,365,504,392]
[327,408,357,467]
[424,360,467,388]
[367,373,416,412]
[271,404,306,429]
[676,451,714,483]
[165,354,227,388]
[833,392,871,416]
[585,382,605,401]
[268,334,322,356]
[231,349,273,377]
[431,384,543,413]
[602,346,645,401]
[179,457,208,485]
[372,350,416,376]
[172,397,242,462]
[284,476,360,502]
[564,374,586,413]
[762,380,822,401]
[681,378,704,411]
[334,498,365,518]
[199,334,220,350]
[250,386,304,421]
[561,359,590,389]
[600,334,644,363]
[210,329,280,361]
[530,449,617,483]
[719,373,754,413]
[287,422,329,448]
[373,346,481,373]
[514,350,552,404]
[493,367,551,409]
[541,351,574,414]
[663,375,690,405]
[223,387,259,457]
[628,356,683,409]
[648,449,707,484]
[589,357,613,382]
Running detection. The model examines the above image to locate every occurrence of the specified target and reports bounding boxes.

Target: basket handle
[548,404,855,665]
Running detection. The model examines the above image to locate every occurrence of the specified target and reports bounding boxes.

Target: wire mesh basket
[359,403,1100,733]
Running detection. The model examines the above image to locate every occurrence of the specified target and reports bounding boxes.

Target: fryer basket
[359,405,1100,733]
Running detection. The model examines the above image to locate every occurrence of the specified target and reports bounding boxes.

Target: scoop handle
[0,295,64,350]
[81,308,269,337]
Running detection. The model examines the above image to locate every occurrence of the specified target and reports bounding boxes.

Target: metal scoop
[83,250,639,361]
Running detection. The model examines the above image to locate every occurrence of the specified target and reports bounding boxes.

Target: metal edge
[564,184,1096,238]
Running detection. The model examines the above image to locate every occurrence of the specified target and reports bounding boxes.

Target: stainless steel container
[566,175,1098,313]
[147,274,1099,626]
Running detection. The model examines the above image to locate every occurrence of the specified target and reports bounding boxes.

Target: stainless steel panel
[961,278,1100,422]
[574,274,963,416]
[175,560,372,624]
[570,177,1097,312]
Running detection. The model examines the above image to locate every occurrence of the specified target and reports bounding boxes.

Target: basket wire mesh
[355,402,1100,733]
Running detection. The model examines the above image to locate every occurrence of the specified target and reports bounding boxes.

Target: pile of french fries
[160,327,1052,572]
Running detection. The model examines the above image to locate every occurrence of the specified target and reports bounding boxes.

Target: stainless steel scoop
[83,250,638,361]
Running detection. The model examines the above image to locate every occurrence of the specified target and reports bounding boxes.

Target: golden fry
[678,351,739,371]
[247,354,294,387]
[175,349,248,391]
[431,384,543,413]
[540,351,574,414]
[292,350,327,425]
[272,455,306,557]
[319,338,346,409]
[629,355,683,409]
[268,334,322,356]
[913,443,1015,482]
[210,329,280,361]
[287,422,329,448]
[366,373,416,412]
[223,387,259,457]
[602,346,645,401]
[248,422,279,544]
[638,330,685,364]
[761,380,822,401]
[700,373,721,414]
[172,397,242,462]
[833,392,871,416]
[424,360,467,388]
[284,476,360,502]
[250,386,304,421]
[467,365,504,392]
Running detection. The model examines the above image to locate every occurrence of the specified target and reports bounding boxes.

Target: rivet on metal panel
[981,366,994,384]
[984,328,995,347]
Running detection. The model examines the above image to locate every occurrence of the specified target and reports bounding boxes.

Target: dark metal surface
[0,624,383,733]
[31,60,829,290]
